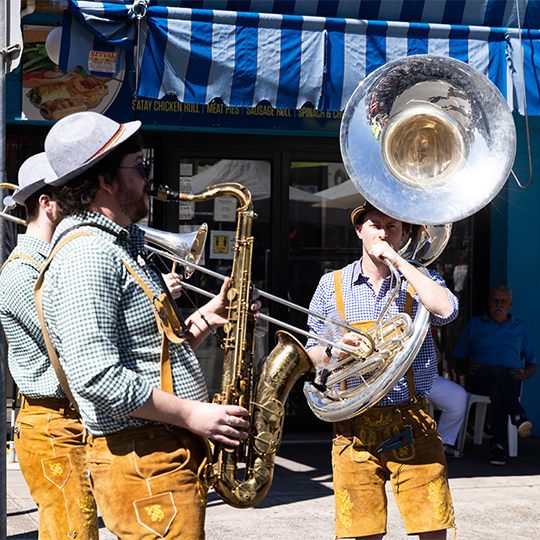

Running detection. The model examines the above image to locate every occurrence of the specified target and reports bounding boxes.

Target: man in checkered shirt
[0,153,100,540]
[39,112,250,539]
[305,202,459,540]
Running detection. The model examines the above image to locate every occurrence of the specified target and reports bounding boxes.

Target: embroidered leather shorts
[332,397,455,538]
[15,397,98,540]
[86,424,210,539]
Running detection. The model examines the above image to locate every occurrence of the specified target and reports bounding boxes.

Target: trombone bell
[140,223,208,278]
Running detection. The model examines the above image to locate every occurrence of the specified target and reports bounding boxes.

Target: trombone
[0,180,365,353]
[141,225,373,357]
[0,184,27,226]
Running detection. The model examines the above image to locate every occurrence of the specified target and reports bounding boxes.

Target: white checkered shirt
[0,235,65,398]
[306,260,458,406]
[42,210,208,436]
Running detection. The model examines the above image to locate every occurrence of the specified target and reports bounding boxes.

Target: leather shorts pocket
[133,492,178,537]
[333,436,370,465]
[42,454,73,489]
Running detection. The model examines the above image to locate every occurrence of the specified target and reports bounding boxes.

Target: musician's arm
[185,277,230,350]
[393,257,453,317]
[131,387,249,446]
[370,242,454,317]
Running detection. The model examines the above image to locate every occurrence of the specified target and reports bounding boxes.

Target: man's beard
[118,181,150,225]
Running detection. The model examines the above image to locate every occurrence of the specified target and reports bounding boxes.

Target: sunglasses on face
[118,160,152,179]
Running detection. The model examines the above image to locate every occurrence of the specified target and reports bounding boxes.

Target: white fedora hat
[44,112,141,186]
[12,152,58,205]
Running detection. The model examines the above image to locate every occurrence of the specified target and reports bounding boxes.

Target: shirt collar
[482,312,514,327]
[352,259,365,284]
[16,233,50,259]
[353,257,393,288]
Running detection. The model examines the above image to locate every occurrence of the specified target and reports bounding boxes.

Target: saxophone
[150,182,314,508]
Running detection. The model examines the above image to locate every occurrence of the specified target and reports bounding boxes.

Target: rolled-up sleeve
[427,270,459,327]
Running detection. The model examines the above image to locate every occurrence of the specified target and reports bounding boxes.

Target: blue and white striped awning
[59,1,539,113]
[65,0,540,29]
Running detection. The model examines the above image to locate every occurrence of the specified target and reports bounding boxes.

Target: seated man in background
[453,284,536,466]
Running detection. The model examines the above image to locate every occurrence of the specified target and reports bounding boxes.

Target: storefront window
[287,161,364,333]
[149,157,272,397]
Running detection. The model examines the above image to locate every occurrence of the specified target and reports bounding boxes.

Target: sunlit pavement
[7,432,540,539]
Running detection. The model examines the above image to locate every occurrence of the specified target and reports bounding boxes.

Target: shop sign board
[20,25,342,133]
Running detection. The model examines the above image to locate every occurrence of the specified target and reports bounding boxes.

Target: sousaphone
[304,54,516,422]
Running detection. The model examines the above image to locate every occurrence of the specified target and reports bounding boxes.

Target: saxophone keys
[254,431,280,455]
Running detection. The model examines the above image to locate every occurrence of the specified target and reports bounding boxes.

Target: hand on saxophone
[131,388,250,447]
[198,278,262,327]
[184,402,250,446]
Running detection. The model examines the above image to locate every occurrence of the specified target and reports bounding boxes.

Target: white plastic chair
[456,393,518,457]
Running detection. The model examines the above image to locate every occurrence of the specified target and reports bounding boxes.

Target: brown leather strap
[333,270,345,319]
[34,232,92,413]
[1,253,43,273]
[404,282,416,403]
[121,261,185,344]
[160,337,173,394]
[121,260,184,394]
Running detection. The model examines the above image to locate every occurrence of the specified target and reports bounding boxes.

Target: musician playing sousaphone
[305,201,458,540]
[35,111,259,539]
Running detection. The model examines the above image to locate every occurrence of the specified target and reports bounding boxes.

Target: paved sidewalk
[7,433,540,539]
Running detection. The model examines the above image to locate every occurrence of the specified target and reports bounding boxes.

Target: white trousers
[428,375,468,446]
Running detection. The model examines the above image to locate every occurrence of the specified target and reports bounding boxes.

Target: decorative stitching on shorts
[428,476,447,521]
[78,490,99,540]
[335,487,354,529]
[360,411,394,427]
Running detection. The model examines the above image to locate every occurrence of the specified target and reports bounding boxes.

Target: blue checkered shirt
[42,210,208,436]
[0,235,65,398]
[306,260,458,406]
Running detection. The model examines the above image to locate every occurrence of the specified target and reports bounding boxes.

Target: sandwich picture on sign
[22,25,122,122]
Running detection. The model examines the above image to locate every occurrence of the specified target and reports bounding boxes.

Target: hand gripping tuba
[304,54,516,423]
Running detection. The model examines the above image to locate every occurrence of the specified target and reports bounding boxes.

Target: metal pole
[0,0,9,536]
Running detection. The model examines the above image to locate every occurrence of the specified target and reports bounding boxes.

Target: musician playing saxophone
[38,112,257,539]
[306,202,459,540]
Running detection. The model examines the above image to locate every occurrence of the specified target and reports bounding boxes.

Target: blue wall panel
[505,114,540,436]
